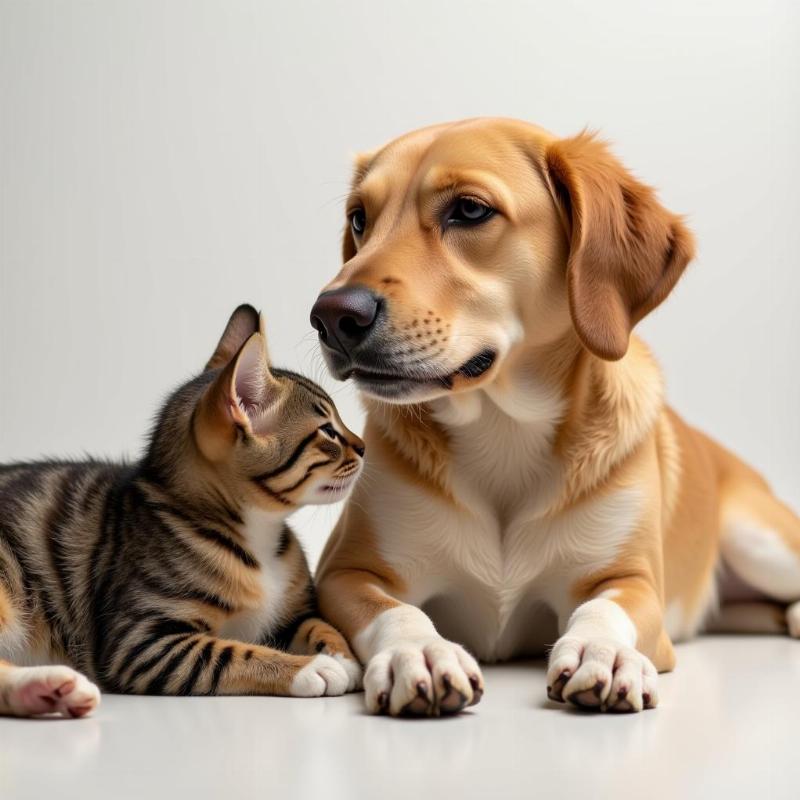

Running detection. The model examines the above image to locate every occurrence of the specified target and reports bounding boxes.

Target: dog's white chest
[420,488,642,661]
[374,429,643,662]
[372,390,645,662]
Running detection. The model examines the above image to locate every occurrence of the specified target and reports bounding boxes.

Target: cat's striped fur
[0,305,364,717]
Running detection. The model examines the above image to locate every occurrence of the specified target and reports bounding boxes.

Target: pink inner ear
[234,344,264,408]
[232,337,277,434]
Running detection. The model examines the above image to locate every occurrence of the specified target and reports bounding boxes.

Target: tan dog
[309,118,800,716]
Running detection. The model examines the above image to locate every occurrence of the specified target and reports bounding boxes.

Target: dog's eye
[319,423,337,439]
[446,197,495,227]
[349,208,366,236]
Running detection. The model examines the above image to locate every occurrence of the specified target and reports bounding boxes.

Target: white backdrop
[2,0,798,567]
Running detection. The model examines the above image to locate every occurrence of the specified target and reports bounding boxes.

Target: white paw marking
[364,637,484,717]
[5,665,101,719]
[331,653,363,692]
[722,521,800,602]
[547,636,658,713]
[290,654,350,697]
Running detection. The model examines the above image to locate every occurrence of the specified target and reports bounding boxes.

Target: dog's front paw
[546,636,658,713]
[364,638,483,717]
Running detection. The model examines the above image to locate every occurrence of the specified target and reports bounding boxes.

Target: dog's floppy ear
[542,132,695,361]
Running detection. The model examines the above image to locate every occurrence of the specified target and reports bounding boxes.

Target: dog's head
[310,118,694,404]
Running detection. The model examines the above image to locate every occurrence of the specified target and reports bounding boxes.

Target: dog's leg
[547,576,671,713]
[719,477,800,636]
[317,568,484,717]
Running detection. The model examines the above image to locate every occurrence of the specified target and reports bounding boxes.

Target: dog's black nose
[310,287,380,355]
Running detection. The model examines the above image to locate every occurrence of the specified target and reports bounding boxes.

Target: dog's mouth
[343,348,497,398]
[453,349,498,380]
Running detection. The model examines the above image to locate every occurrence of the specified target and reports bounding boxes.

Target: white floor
[2,636,797,800]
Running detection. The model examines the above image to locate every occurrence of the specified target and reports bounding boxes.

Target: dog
[309,117,800,716]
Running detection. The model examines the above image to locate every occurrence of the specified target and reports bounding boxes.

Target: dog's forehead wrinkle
[359,140,550,241]
[361,130,442,192]
[359,127,490,204]
[357,117,555,185]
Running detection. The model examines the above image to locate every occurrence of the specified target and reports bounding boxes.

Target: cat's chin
[305,475,359,506]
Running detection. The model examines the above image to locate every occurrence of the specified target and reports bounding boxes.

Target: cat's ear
[206,304,272,371]
[195,332,280,461]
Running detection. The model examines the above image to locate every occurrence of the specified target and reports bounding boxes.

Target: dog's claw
[401,682,432,716]
[548,669,571,702]
[377,691,389,713]
[468,674,483,705]
[438,673,468,714]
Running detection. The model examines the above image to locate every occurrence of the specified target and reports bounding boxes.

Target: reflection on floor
[2,636,797,800]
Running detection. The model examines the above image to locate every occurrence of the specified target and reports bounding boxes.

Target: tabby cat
[0,304,364,718]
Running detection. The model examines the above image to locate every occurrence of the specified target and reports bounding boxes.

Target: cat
[0,304,364,718]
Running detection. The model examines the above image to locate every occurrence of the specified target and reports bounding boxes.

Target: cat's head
[189,305,365,513]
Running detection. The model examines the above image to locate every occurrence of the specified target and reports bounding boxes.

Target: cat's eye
[445,197,495,227]
[349,208,366,236]
[319,423,337,439]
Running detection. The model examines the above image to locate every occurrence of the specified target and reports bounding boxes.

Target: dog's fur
[312,118,800,715]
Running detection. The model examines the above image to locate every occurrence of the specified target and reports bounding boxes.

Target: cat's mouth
[343,349,497,401]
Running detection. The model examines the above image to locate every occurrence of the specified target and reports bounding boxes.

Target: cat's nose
[350,435,365,458]
[310,286,381,356]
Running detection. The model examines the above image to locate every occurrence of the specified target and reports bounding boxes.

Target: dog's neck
[368,333,665,515]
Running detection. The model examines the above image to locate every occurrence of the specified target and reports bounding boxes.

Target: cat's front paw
[290,654,352,697]
[3,665,101,718]
[364,638,484,716]
[546,636,658,712]
[291,617,363,692]
[330,653,363,692]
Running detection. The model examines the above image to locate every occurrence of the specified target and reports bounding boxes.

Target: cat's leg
[0,583,100,718]
[108,622,356,696]
[289,617,363,691]
[0,543,101,720]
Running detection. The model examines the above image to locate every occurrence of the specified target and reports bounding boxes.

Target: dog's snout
[310,286,381,355]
